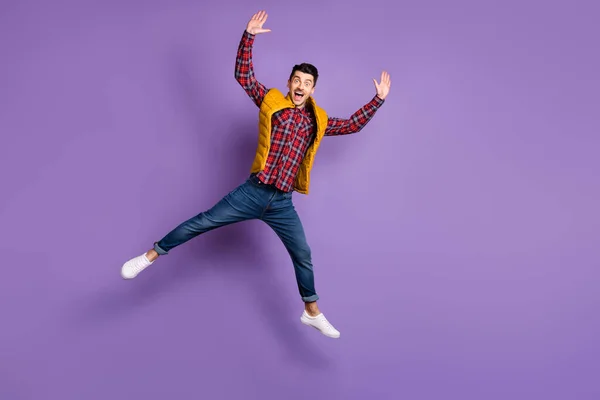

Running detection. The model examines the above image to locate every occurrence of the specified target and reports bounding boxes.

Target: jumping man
[120,10,392,339]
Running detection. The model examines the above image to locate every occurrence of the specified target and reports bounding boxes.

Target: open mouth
[293,91,304,101]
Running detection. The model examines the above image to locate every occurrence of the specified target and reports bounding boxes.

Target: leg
[121,183,260,279]
[261,195,318,303]
[261,192,340,338]
[153,186,257,255]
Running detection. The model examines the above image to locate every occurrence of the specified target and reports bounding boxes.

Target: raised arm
[325,71,391,136]
[234,11,271,107]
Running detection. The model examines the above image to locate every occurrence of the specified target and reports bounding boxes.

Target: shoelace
[130,257,149,273]
[317,315,333,329]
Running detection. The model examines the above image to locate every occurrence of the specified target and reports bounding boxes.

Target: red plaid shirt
[235,31,385,192]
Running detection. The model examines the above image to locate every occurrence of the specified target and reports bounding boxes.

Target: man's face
[287,71,315,108]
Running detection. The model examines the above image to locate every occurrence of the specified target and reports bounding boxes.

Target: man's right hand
[246,10,271,35]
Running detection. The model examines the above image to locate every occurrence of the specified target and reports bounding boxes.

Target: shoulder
[307,99,328,129]
[265,88,284,100]
[310,100,328,120]
[262,88,285,106]
[261,88,291,110]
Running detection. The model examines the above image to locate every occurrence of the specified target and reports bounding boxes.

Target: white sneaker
[300,310,340,339]
[121,253,153,279]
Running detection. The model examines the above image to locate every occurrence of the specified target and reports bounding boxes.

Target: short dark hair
[289,63,319,86]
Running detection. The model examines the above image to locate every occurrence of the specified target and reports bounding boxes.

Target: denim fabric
[154,174,318,302]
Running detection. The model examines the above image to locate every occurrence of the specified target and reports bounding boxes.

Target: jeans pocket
[248,174,263,188]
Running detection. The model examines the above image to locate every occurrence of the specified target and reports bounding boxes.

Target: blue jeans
[153,174,319,303]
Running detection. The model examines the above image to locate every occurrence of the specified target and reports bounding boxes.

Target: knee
[292,244,312,263]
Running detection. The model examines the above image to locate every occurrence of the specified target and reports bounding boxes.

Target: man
[121,10,391,339]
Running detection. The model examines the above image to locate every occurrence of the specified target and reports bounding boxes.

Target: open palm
[246,10,271,35]
[373,71,391,100]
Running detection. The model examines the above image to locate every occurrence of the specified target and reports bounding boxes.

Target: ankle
[145,249,159,262]
[304,302,320,317]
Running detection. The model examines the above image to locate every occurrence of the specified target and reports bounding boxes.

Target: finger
[382,70,389,83]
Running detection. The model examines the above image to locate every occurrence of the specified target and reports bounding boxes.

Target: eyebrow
[294,77,312,84]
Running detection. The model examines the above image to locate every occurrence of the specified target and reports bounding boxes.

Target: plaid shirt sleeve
[324,95,385,136]
[235,31,268,107]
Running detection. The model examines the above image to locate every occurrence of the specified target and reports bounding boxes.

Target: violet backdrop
[1,0,598,399]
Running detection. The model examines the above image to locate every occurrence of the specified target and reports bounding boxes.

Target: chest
[272,108,316,135]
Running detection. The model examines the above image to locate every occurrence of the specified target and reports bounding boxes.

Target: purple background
[1,0,598,399]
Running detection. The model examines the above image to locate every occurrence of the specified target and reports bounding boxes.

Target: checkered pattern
[235,31,385,192]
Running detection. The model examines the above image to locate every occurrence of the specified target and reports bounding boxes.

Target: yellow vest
[250,88,328,194]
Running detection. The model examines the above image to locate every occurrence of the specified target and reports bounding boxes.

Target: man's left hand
[373,70,391,100]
